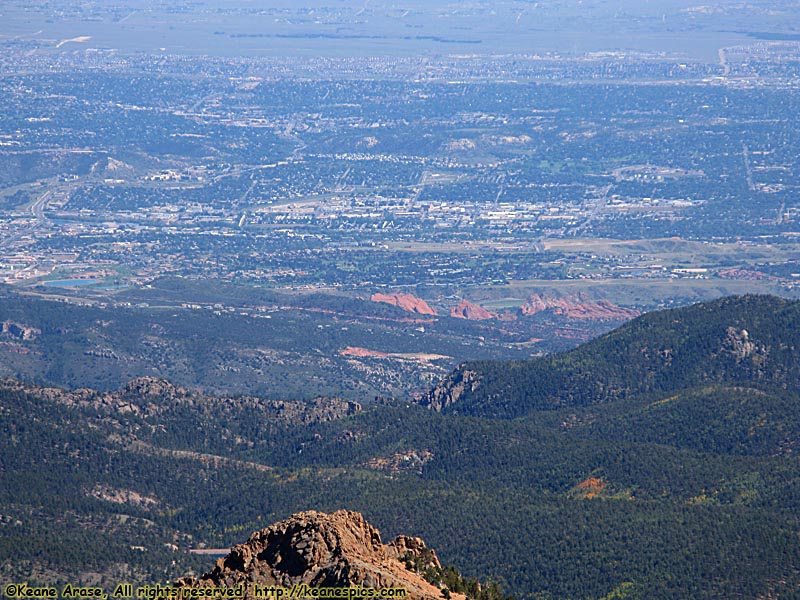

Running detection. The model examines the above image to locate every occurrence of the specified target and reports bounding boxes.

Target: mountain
[4,295,800,599]
[178,510,497,600]
[425,295,800,417]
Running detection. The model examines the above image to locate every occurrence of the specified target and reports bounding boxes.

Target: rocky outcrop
[450,300,496,321]
[178,510,461,600]
[119,377,361,424]
[0,377,360,426]
[423,367,481,412]
[273,397,362,425]
[574,477,608,499]
[724,326,768,364]
[1,320,41,341]
[388,535,441,575]
[371,293,437,316]
[520,294,550,316]
[122,376,191,401]
[91,156,136,179]
[366,449,434,474]
[520,293,640,321]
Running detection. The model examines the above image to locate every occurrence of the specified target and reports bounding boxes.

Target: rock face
[371,293,437,316]
[424,368,481,413]
[520,293,640,321]
[450,300,496,321]
[725,326,766,362]
[1,320,41,340]
[91,156,135,178]
[122,376,190,401]
[179,510,459,600]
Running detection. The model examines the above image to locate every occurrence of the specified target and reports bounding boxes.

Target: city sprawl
[1,45,799,298]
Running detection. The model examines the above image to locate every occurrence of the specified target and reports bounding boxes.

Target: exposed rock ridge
[371,293,437,316]
[725,326,767,362]
[520,292,640,321]
[0,377,361,424]
[179,510,462,600]
[450,300,496,321]
[423,367,481,412]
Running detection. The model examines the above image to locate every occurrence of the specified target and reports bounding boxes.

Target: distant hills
[0,280,636,400]
[426,294,800,417]
[2,295,800,598]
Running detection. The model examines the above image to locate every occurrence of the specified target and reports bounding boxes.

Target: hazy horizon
[3,0,799,61]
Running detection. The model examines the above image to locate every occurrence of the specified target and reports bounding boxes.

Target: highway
[30,189,52,221]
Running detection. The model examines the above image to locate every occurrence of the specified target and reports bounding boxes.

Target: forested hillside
[426,295,800,417]
[2,296,800,598]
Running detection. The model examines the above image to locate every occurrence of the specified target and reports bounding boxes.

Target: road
[0,188,53,250]
[30,189,52,221]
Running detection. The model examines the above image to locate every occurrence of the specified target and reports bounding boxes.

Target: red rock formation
[450,299,496,320]
[520,293,640,321]
[575,477,608,499]
[520,294,550,316]
[371,293,437,316]
[178,510,463,600]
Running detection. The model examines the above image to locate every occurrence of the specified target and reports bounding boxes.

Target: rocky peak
[179,510,461,600]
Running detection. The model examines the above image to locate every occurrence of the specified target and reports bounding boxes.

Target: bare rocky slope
[371,293,438,316]
[179,510,464,600]
[520,292,640,321]
[450,300,496,321]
